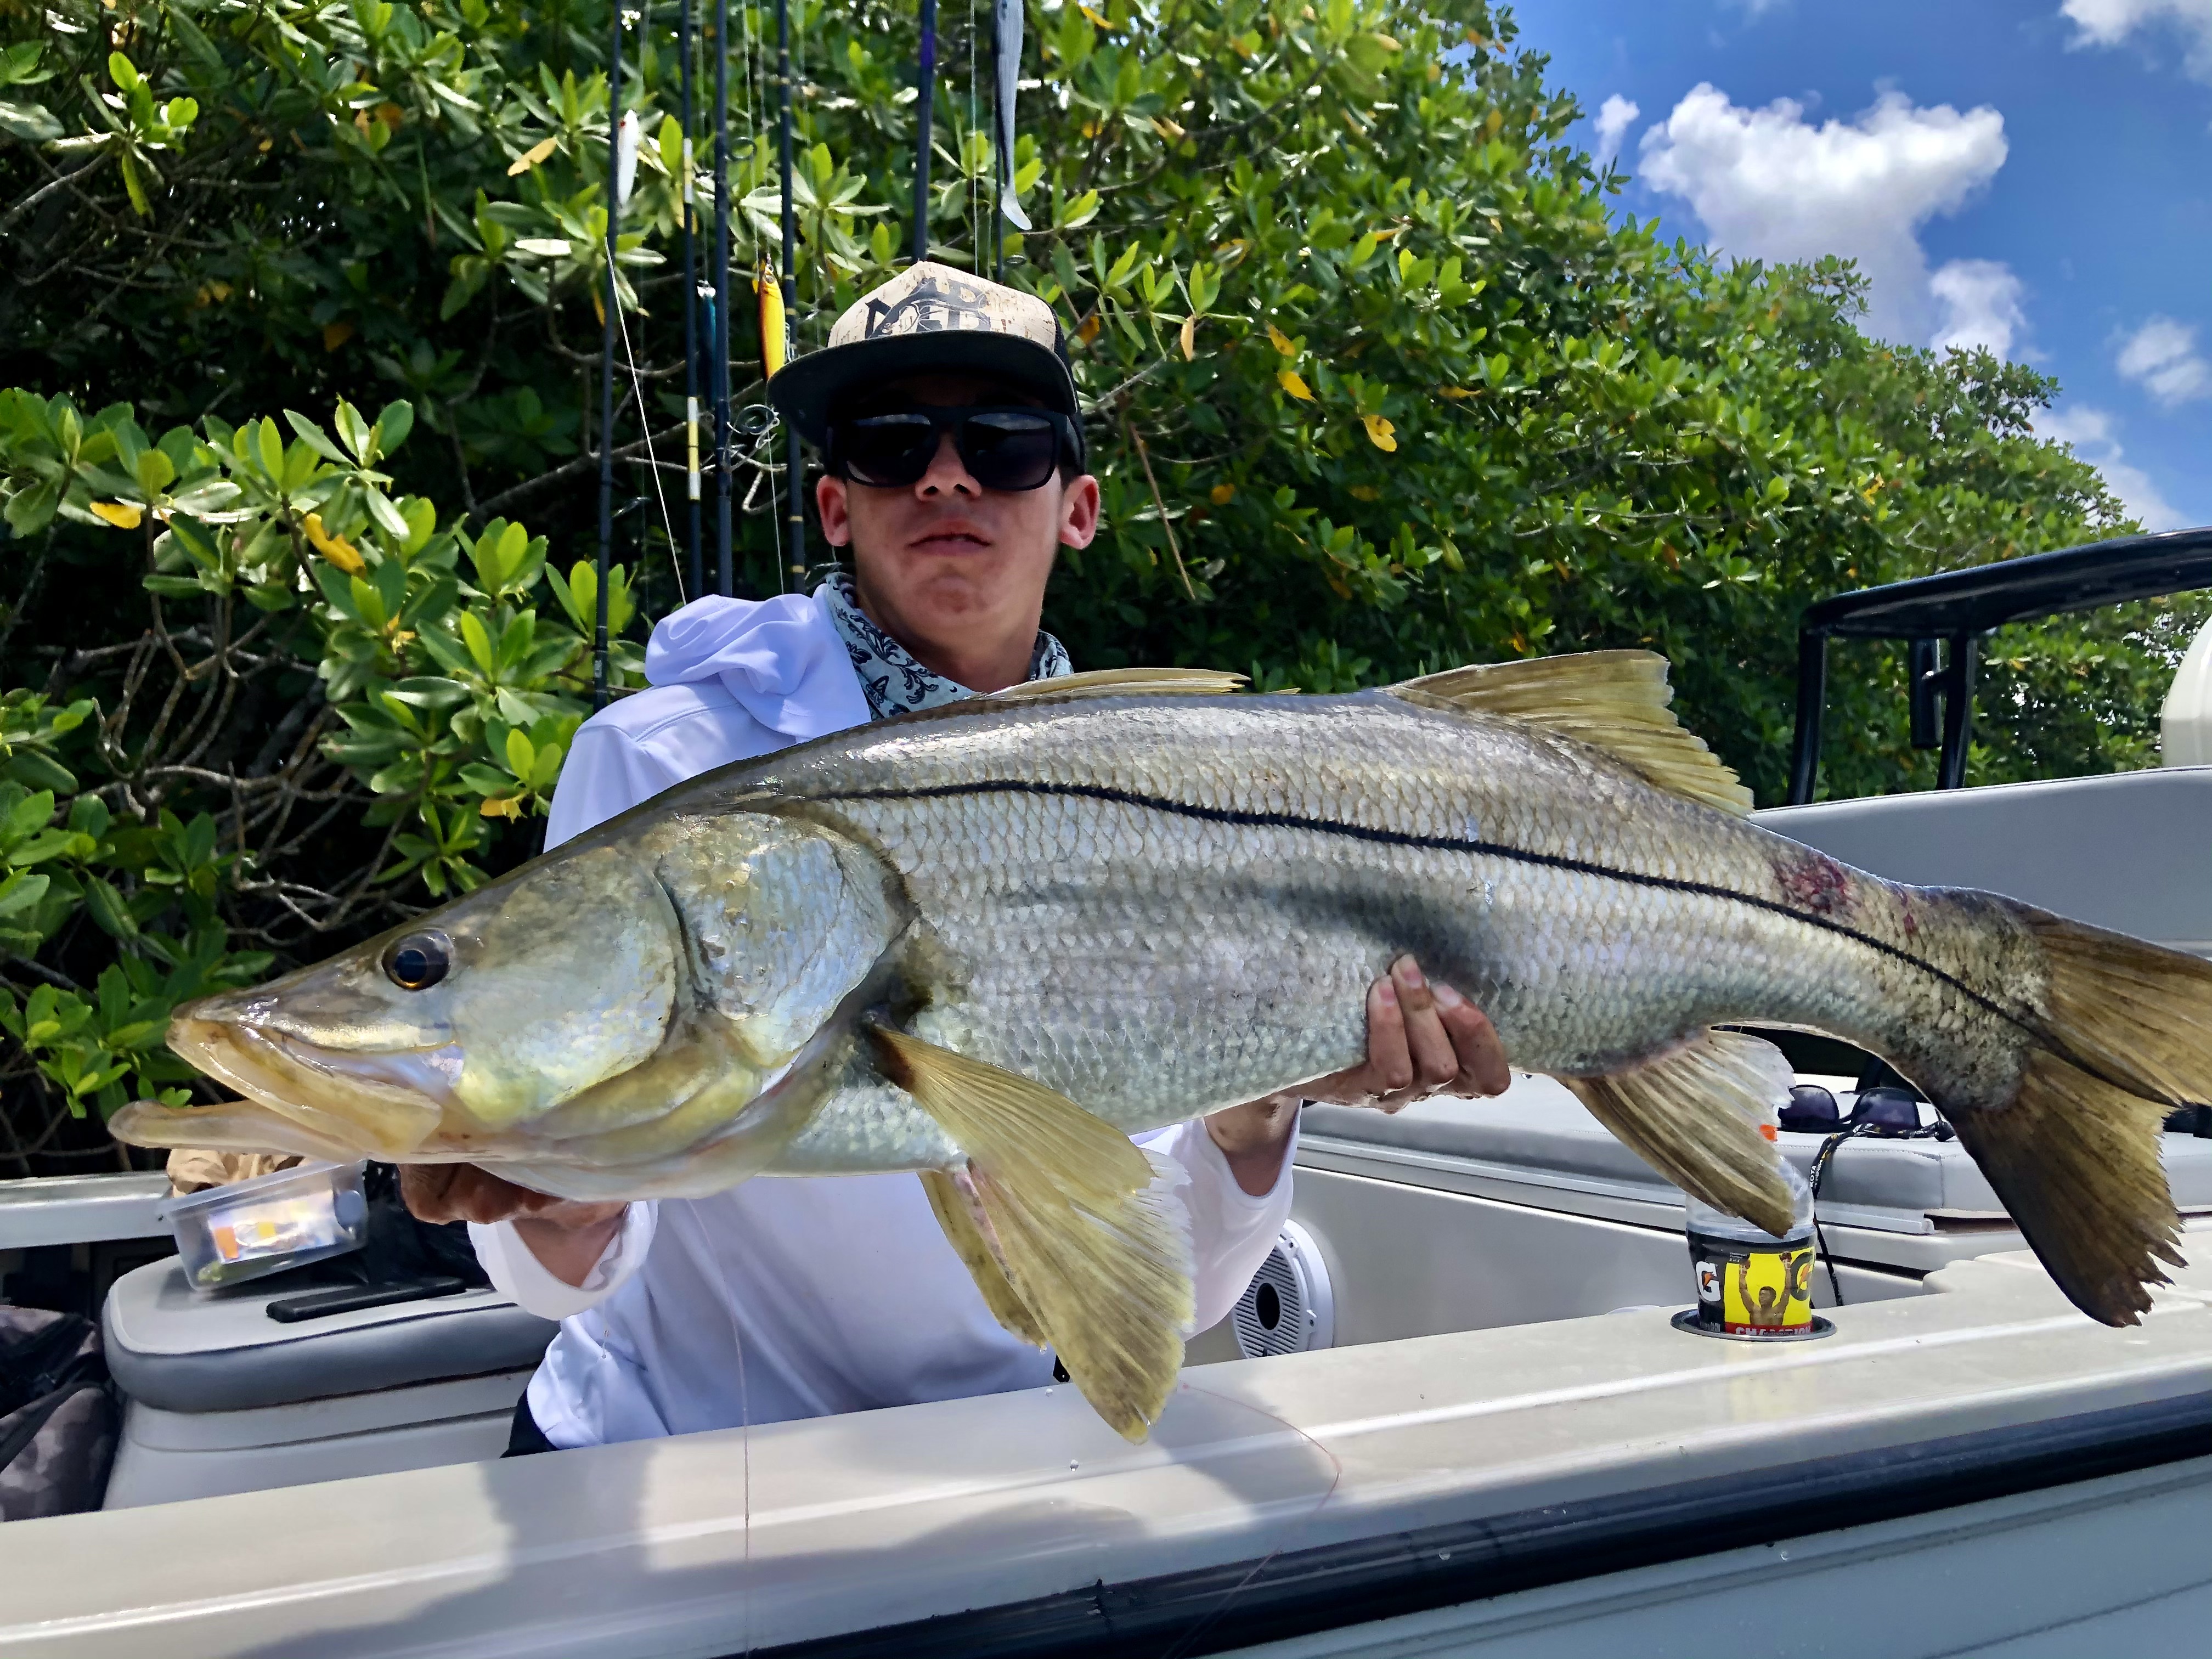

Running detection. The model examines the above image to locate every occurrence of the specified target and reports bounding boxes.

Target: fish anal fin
[1390,651,1752,816]
[921,1167,1050,1348]
[109,1097,369,1164]
[870,1026,1195,1441]
[989,667,1246,701]
[1561,1027,1795,1235]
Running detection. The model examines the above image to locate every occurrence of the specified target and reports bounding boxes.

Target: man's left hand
[1205,955,1511,1195]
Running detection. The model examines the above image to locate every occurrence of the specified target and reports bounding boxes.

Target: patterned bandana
[821,569,1073,721]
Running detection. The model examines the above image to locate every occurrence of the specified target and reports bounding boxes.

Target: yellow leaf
[1210,483,1235,505]
[1266,323,1297,357]
[322,321,354,352]
[1278,368,1313,402]
[90,501,143,530]
[1179,313,1198,360]
[507,136,558,176]
[302,512,365,575]
[1362,414,1398,452]
[1152,116,1185,141]
[1076,312,1101,344]
[1438,385,1472,399]
[257,136,273,152]
[1350,484,1380,501]
[376,102,403,131]
[1079,3,1110,26]
[478,795,524,820]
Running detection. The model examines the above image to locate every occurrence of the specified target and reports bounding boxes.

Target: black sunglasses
[825,405,1080,493]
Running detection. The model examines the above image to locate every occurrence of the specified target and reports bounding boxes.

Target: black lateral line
[805,778,2029,1033]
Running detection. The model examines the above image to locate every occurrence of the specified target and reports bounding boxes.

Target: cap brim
[768,332,1080,448]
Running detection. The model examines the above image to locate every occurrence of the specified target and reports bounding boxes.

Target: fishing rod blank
[713,0,735,595]
[913,0,936,263]
[681,0,702,600]
[778,0,802,586]
[595,0,629,710]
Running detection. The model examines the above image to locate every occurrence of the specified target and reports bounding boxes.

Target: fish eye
[382,930,452,991]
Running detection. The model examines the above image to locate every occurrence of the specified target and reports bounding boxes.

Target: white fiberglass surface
[9,1243,2212,1658]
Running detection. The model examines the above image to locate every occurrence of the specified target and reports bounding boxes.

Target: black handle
[264,1277,467,1324]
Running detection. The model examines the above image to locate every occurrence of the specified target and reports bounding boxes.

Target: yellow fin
[871,1026,1194,1441]
[920,1168,1051,1347]
[1560,1027,1796,1235]
[1390,651,1752,815]
[1947,1052,2180,1327]
[108,1097,370,1163]
[989,666,1246,701]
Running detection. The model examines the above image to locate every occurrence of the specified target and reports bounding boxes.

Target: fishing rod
[594,0,630,710]
[680,0,702,600]
[777,0,802,588]
[912,0,935,264]
[713,0,735,595]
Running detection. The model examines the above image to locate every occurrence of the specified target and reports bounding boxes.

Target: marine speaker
[1231,1220,1335,1358]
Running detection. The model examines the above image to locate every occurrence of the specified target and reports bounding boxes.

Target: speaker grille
[1230,1221,1333,1358]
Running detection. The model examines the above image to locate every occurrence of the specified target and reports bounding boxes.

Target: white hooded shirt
[473,586,1297,1446]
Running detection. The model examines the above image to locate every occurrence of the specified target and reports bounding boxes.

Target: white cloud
[1592,95,1640,163]
[1929,259,2028,357]
[2114,315,2212,405]
[2035,405,2189,529]
[1638,84,2008,343]
[2061,0,2212,81]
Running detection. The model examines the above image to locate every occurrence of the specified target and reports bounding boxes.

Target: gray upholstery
[1303,1080,2212,1221]
[104,1259,558,1413]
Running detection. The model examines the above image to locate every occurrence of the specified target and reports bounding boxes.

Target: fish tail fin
[872,1027,1195,1442]
[1941,912,2208,1325]
[1561,1026,1796,1236]
[109,1097,366,1163]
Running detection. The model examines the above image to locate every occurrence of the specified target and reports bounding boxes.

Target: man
[405,264,1508,1451]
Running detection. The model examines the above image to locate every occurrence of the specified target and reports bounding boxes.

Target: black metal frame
[1787,526,2212,805]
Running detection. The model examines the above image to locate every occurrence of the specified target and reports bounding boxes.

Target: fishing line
[615,296,687,604]
[1155,1376,1345,1659]
[686,1198,756,1656]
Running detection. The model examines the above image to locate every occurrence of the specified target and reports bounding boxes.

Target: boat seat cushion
[103,1259,558,1414]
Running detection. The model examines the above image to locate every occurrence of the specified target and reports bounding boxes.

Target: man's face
[815,373,1101,651]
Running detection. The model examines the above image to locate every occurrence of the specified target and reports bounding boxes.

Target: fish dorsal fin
[1560,1027,1796,1234]
[989,666,1246,701]
[1389,651,1752,816]
[870,1025,1195,1442]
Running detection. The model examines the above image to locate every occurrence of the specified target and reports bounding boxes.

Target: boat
[7,529,2212,1656]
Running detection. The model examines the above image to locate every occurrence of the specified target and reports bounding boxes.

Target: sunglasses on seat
[823,406,1080,493]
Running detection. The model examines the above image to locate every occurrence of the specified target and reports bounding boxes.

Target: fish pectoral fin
[109,1097,369,1163]
[1389,651,1752,817]
[1561,1027,1796,1236]
[920,1168,1051,1348]
[987,666,1247,701]
[870,1026,1195,1442]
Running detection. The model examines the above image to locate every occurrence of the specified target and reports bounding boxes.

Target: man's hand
[1206,956,1511,1196]
[401,1165,628,1289]
[1307,954,1511,1111]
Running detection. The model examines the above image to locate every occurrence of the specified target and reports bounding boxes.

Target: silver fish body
[740,689,2032,1171]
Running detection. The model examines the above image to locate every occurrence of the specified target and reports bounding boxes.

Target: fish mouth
[169,1016,452,1155]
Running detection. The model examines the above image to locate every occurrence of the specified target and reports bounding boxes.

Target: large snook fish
[115,653,2212,1438]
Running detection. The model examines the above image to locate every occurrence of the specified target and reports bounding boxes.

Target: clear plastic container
[160,1160,370,1292]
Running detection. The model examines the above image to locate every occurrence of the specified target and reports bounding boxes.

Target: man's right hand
[402,1165,628,1289]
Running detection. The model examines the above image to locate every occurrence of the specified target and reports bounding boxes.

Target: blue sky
[1510,0,2212,532]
